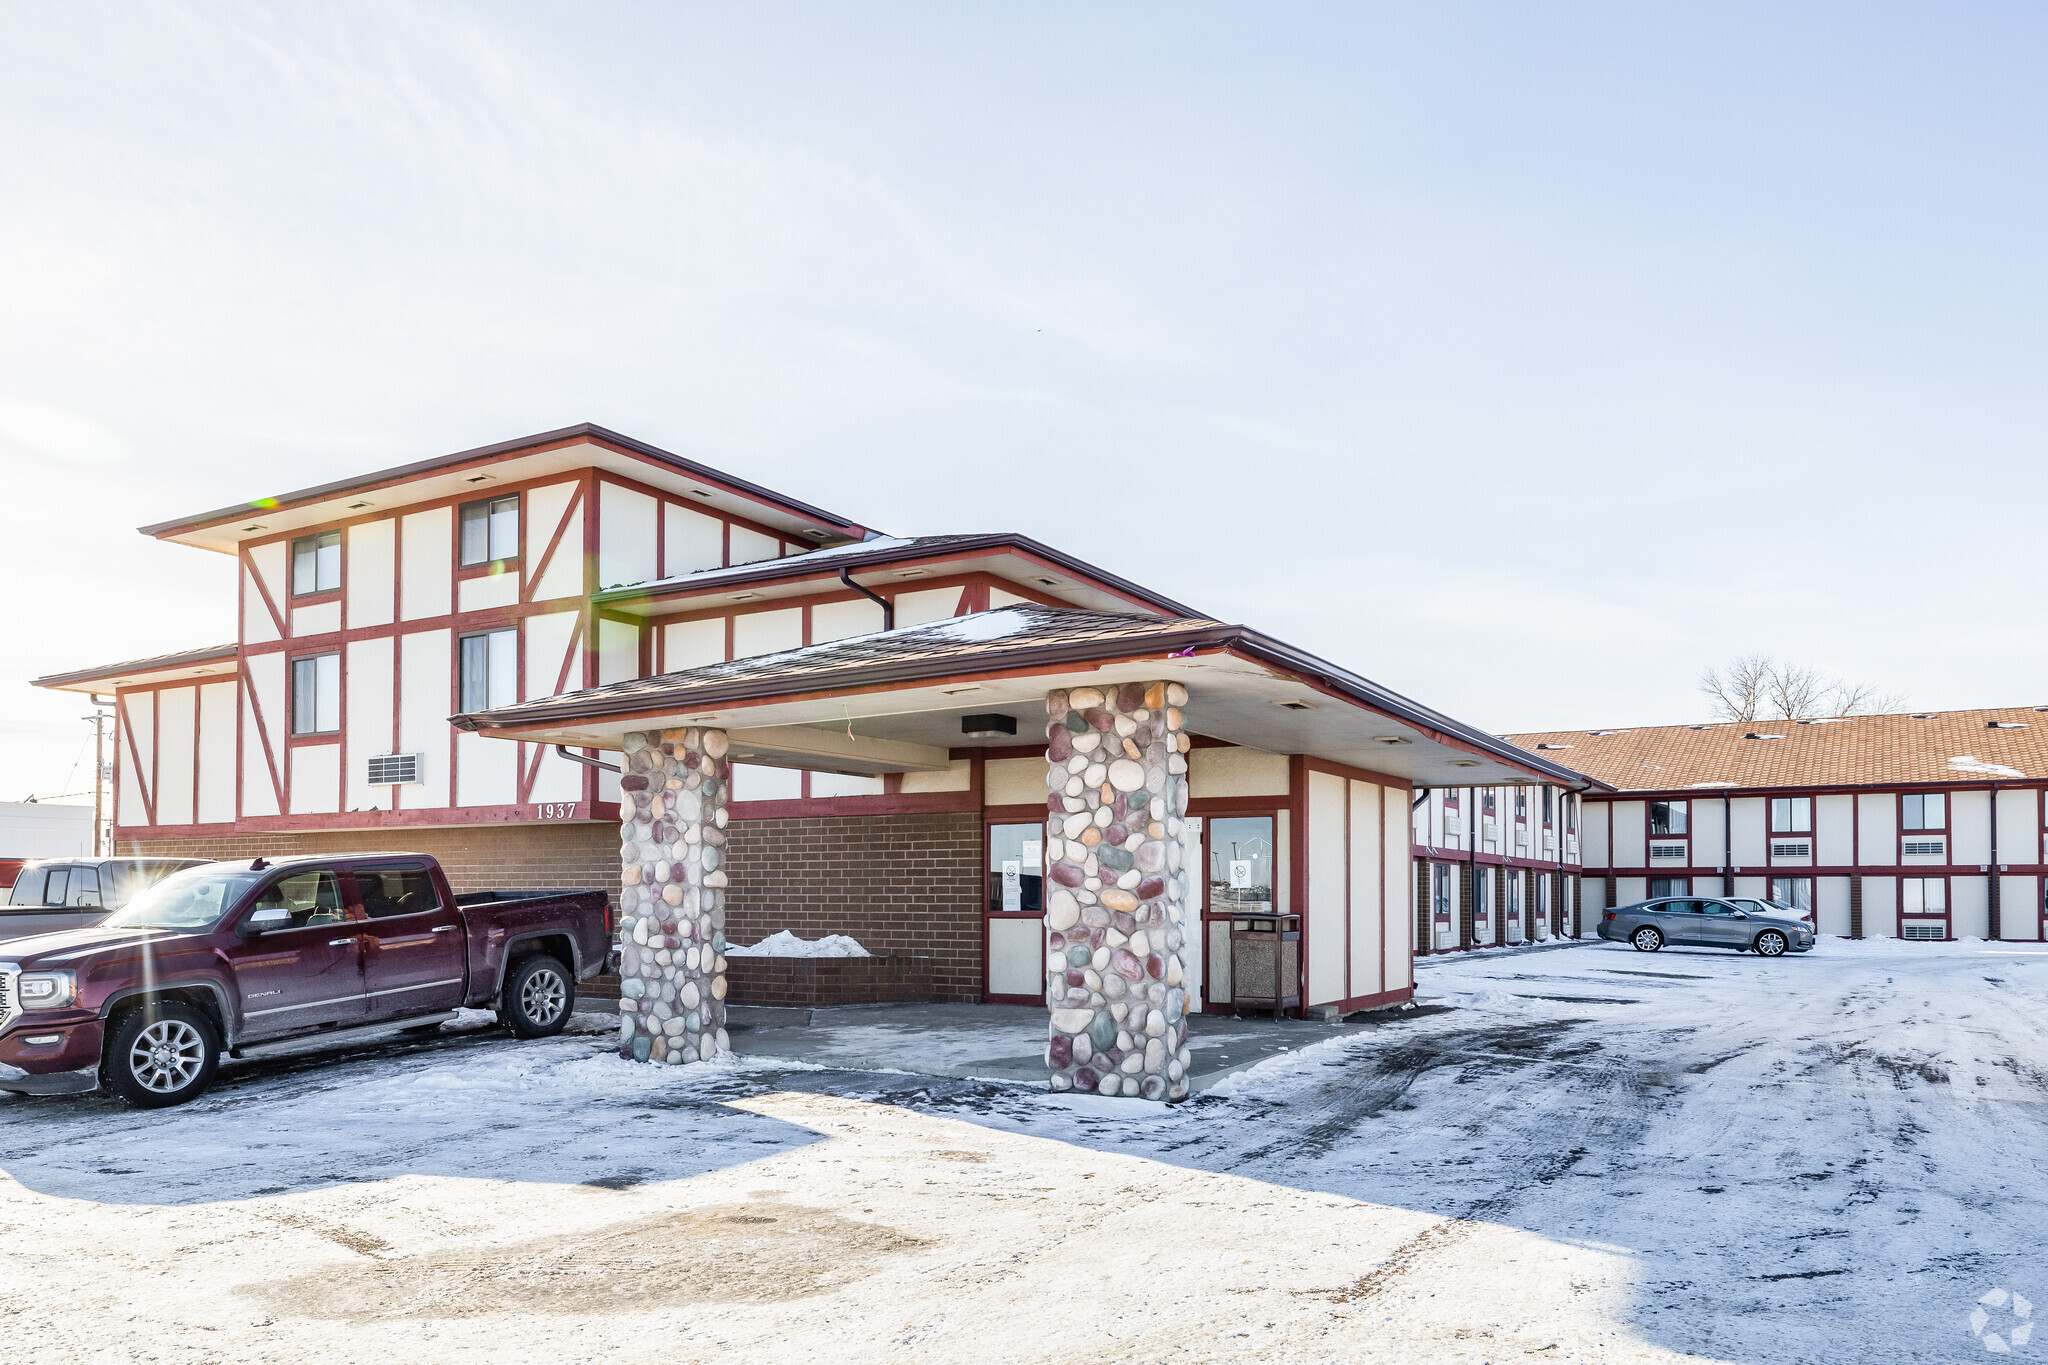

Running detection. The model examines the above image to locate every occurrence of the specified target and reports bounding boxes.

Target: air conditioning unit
[1902,838,1945,857]
[367,752,425,786]
[1444,818,1467,837]
[1902,921,1946,941]
[1650,843,1687,859]
[1770,841,1811,858]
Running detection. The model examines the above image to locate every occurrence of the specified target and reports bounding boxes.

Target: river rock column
[615,726,731,1065]
[1043,682,1193,1101]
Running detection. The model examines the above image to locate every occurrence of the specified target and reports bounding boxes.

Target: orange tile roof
[1502,707,2048,793]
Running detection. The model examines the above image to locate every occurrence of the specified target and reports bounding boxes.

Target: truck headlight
[16,971,77,1012]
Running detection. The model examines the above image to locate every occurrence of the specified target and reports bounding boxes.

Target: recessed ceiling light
[1032,576,1063,588]
[730,592,760,601]
[466,474,495,484]
[941,685,984,695]
[1271,700,1316,712]
[242,524,266,532]
[691,488,714,499]
[347,501,373,510]
[1448,758,1480,768]
[895,568,929,579]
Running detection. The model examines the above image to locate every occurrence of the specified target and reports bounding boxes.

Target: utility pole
[84,708,109,857]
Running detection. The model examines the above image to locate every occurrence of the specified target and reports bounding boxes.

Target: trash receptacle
[1228,913,1301,1018]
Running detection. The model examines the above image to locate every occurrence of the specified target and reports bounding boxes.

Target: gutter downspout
[839,567,894,630]
[1990,782,2002,941]
[554,744,621,775]
[1725,794,1733,898]
[1412,787,1432,955]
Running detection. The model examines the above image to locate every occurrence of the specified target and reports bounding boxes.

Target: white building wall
[1691,798,1726,870]
[396,630,451,809]
[729,525,780,566]
[1188,748,1289,799]
[664,503,723,576]
[0,802,94,857]
[345,636,395,813]
[1817,876,1852,936]
[1863,875,1897,937]
[663,618,726,670]
[598,482,659,591]
[732,607,803,659]
[1952,876,1990,939]
[1582,801,1609,868]
[1610,800,1646,869]
[1952,790,1992,865]
[290,743,341,815]
[1816,795,1854,867]
[526,482,585,602]
[2000,876,2039,940]
[1305,770,1346,1007]
[1858,793,1897,865]
[347,518,395,628]
[197,681,237,825]
[1729,798,1767,867]
[1997,788,2039,865]
[155,686,195,827]
[811,598,884,644]
[1349,780,1383,997]
[400,508,453,621]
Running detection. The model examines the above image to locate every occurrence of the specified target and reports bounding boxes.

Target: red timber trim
[1302,755,1412,793]
[1288,754,1309,1019]
[242,546,288,640]
[517,615,587,804]
[237,657,287,816]
[118,801,623,841]
[521,481,584,605]
[1326,985,1416,1014]
[596,466,814,569]
[117,693,155,827]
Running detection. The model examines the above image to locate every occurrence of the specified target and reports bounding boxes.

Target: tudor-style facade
[1507,711,2048,942]
[1409,783,1587,953]
[35,424,1597,1050]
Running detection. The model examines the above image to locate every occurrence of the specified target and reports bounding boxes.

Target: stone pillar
[615,726,732,1065]
[1042,682,1193,1101]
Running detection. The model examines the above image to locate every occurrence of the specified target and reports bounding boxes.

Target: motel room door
[985,822,1046,1003]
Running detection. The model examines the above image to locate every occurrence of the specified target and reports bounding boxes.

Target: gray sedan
[1597,896,1815,957]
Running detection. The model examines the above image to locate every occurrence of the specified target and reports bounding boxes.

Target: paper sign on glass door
[1228,860,1254,889]
[1001,859,1022,914]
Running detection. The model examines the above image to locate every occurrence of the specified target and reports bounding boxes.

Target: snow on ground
[0,939,2042,1362]
[726,929,871,958]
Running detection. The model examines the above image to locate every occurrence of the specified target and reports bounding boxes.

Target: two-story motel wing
[32,425,1599,1087]
[1505,711,2048,942]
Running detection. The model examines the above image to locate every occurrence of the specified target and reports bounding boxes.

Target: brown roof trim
[593,532,1200,618]
[454,613,1600,790]
[32,643,238,690]
[136,423,874,542]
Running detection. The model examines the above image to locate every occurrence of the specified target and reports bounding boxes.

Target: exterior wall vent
[1902,838,1946,856]
[1650,843,1688,859]
[1902,921,1946,941]
[367,752,425,786]
[1770,841,1812,858]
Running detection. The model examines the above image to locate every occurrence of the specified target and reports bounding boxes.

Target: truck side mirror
[239,907,291,936]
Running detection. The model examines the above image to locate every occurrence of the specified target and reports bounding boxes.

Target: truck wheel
[104,1001,220,1108]
[502,954,573,1038]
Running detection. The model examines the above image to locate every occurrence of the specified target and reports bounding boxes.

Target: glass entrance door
[1203,816,1274,1007]
[985,823,1046,1001]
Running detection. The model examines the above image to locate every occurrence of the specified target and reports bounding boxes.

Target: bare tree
[1698,654,1773,723]
[1699,655,1906,722]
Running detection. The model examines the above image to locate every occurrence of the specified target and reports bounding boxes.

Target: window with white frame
[1770,796,1812,834]
[1902,877,1946,915]
[291,530,341,596]
[1650,800,1688,837]
[1902,793,1946,830]
[1514,789,1528,820]
[458,629,518,712]
[459,495,520,567]
[1542,787,1554,825]
[1769,877,1814,916]
[1649,877,1689,898]
[291,652,341,735]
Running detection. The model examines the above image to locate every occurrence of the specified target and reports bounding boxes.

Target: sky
[4,1,2047,804]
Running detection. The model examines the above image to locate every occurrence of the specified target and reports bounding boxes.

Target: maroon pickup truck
[0,853,609,1107]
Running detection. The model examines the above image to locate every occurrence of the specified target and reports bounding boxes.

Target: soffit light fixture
[1448,758,1480,768]
[960,713,1017,738]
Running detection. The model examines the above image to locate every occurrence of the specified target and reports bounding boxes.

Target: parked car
[1599,896,1815,956]
[1,857,213,941]
[0,854,610,1107]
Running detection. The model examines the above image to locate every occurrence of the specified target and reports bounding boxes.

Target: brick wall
[121,824,623,905]
[726,812,984,1003]
[129,810,991,1005]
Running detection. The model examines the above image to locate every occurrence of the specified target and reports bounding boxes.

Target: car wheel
[502,954,574,1038]
[104,1001,220,1108]
[1754,930,1788,958]
[1630,926,1663,953]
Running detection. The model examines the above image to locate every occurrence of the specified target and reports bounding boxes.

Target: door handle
[431,926,456,933]
[329,937,358,947]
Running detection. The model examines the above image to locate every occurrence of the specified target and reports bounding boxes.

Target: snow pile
[1950,754,2026,778]
[726,930,871,958]
[927,608,1033,643]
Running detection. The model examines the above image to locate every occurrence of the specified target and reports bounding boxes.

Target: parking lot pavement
[0,939,2042,1362]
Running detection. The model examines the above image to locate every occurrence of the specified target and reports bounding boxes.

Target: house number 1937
[534,803,577,820]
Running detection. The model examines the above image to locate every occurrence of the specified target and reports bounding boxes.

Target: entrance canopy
[451,606,1601,791]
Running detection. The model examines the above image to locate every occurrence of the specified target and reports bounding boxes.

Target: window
[66,866,101,908]
[1514,790,1528,819]
[1902,877,1946,915]
[1770,796,1812,834]
[1542,787,1554,825]
[291,530,341,596]
[1648,877,1690,898]
[987,823,1045,916]
[1481,790,1496,816]
[246,870,347,930]
[291,653,342,735]
[1769,877,1814,917]
[1566,794,1578,834]
[357,863,441,920]
[459,495,520,567]
[1902,793,1946,830]
[7,866,47,906]
[458,630,518,712]
[1650,801,1688,837]
[1432,864,1454,919]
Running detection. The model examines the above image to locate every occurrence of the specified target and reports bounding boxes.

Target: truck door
[223,867,368,1039]
[352,861,467,1020]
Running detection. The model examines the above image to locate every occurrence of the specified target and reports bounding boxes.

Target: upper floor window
[1566,794,1578,834]
[1902,793,1946,830]
[1650,800,1688,837]
[1514,790,1528,820]
[1770,796,1812,834]
[460,495,520,567]
[1541,787,1554,825]
[291,531,340,596]
[1443,790,1459,808]
[291,652,341,735]
[1481,790,1496,816]
[459,629,517,712]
